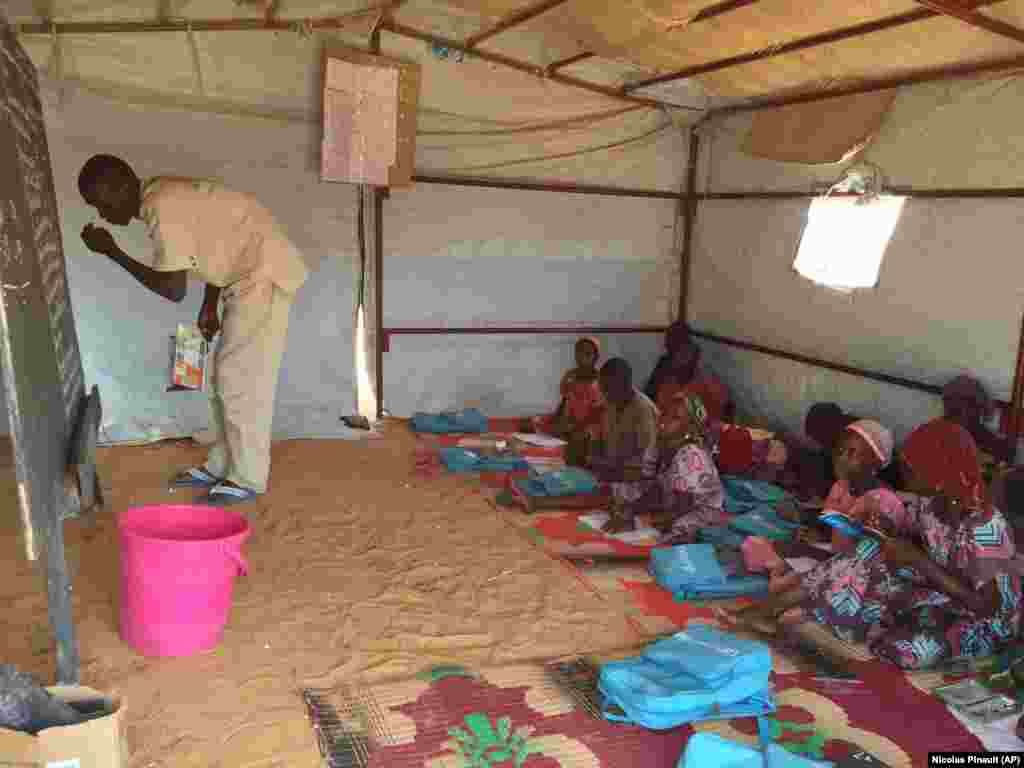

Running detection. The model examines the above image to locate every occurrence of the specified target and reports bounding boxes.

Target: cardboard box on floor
[0,686,126,767]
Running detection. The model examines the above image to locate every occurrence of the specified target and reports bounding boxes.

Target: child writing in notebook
[525,337,605,465]
[729,419,909,632]
[729,420,1020,669]
[603,391,726,544]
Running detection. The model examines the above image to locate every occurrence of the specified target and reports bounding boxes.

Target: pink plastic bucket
[118,505,250,657]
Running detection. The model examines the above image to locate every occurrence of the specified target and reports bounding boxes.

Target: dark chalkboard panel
[0,15,101,684]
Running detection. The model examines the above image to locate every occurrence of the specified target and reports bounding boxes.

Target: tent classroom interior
[3,0,1024,765]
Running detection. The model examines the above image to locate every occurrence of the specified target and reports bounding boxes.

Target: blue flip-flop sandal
[196,482,261,506]
[170,467,223,490]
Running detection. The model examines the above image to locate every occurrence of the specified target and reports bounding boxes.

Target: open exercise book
[818,510,888,540]
[579,513,660,544]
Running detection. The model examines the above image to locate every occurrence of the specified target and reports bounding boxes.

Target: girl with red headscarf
[871,419,1021,669]
[732,419,1020,668]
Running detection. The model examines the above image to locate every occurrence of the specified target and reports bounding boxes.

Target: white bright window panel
[793,195,906,292]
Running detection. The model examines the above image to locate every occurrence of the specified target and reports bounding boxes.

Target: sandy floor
[0,423,641,767]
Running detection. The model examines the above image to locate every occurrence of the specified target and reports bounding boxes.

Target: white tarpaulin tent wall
[5,0,1024,443]
[0,11,690,441]
[689,74,1024,444]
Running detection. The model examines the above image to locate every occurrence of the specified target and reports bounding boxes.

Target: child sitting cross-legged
[524,337,605,463]
[726,419,908,635]
[602,391,727,545]
[725,419,1022,670]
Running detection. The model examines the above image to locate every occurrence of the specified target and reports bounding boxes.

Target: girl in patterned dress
[603,391,726,544]
[726,419,908,634]
[871,419,1021,669]
[732,420,1020,669]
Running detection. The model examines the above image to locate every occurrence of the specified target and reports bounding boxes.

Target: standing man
[77,154,308,505]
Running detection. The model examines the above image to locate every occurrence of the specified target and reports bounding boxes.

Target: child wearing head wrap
[811,419,910,553]
[867,418,1021,668]
[725,419,909,634]
[528,337,605,458]
[604,391,726,545]
[730,419,1021,669]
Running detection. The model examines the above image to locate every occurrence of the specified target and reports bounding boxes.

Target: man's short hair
[78,154,133,200]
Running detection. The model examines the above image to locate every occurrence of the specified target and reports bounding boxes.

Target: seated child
[777,402,859,501]
[797,419,906,554]
[729,419,907,632]
[588,357,659,485]
[729,420,1021,671]
[529,337,604,443]
[603,391,726,544]
[871,419,1021,669]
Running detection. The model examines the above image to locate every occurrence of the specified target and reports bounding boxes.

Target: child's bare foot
[722,604,778,636]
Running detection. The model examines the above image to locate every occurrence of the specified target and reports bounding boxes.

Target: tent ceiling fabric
[8,0,1024,183]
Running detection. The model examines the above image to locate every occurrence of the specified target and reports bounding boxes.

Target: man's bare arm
[81,223,187,302]
[107,247,187,302]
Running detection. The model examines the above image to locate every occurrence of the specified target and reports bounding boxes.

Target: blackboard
[0,15,99,683]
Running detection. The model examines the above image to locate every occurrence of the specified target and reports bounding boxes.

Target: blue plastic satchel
[650,545,770,600]
[729,507,801,542]
[649,544,726,594]
[410,408,488,434]
[678,733,834,768]
[722,476,791,514]
[598,625,776,731]
[438,447,529,473]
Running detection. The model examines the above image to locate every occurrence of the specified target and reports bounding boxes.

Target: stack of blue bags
[411,408,489,434]
[649,543,768,601]
[439,446,529,473]
[697,477,801,546]
[512,466,598,498]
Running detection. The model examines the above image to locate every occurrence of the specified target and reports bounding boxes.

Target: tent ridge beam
[913,0,1024,44]
[464,0,571,49]
[711,50,1024,113]
[17,8,389,34]
[545,51,594,73]
[623,0,1004,92]
[413,173,685,199]
[380,20,688,110]
[702,187,1024,198]
[690,0,761,24]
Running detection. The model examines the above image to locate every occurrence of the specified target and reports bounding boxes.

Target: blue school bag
[722,476,791,515]
[675,575,769,600]
[438,447,529,473]
[649,544,726,594]
[520,466,598,497]
[650,544,770,600]
[678,733,834,768]
[598,625,775,731]
[410,408,488,434]
[729,507,801,542]
[698,525,749,549]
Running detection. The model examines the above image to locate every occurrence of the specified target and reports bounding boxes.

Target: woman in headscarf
[731,420,1021,669]
[643,321,733,422]
[873,419,1021,669]
[604,391,726,545]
